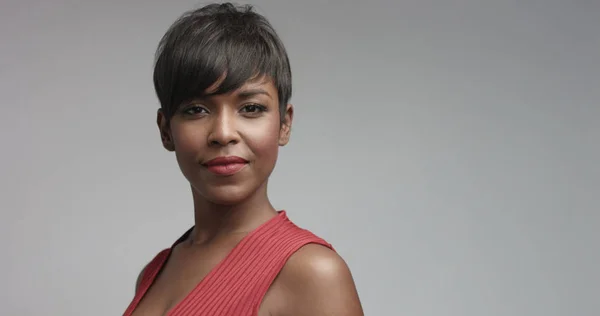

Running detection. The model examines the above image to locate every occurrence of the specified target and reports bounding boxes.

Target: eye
[183,105,208,116]
[240,103,267,115]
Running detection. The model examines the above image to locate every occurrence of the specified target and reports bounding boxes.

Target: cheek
[245,120,281,165]
[171,123,206,158]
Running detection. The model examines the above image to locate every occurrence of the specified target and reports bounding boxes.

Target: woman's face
[157,76,293,205]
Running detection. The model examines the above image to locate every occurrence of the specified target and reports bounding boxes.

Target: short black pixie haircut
[153,2,292,122]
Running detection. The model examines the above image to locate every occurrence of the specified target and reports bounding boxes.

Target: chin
[195,184,254,206]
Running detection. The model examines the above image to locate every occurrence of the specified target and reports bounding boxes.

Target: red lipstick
[203,156,248,175]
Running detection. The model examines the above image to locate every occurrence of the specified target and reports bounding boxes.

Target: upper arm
[277,244,364,316]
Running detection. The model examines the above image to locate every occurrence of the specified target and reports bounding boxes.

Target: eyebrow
[236,88,272,100]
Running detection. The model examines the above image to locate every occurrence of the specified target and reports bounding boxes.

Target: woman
[123,3,363,316]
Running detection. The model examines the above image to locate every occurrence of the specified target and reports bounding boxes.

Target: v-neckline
[130,211,286,316]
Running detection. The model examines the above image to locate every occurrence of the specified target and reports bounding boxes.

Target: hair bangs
[208,35,277,94]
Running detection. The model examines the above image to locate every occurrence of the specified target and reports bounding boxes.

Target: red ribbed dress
[122,211,333,315]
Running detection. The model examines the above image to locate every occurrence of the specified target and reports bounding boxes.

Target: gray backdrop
[1,0,598,315]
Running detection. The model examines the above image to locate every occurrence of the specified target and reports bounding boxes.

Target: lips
[203,156,248,175]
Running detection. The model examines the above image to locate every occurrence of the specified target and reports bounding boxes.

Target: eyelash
[183,106,208,115]
[240,103,267,114]
[182,104,267,116]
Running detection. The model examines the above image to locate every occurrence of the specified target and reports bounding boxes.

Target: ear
[279,103,294,146]
[157,109,175,151]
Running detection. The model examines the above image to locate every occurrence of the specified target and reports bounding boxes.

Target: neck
[189,181,278,245]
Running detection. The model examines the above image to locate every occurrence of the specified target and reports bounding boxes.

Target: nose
[207,109,239,147]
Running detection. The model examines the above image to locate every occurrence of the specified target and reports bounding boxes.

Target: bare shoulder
[134,248,170,293]
[135,262,149,293]
[276,243,364,316]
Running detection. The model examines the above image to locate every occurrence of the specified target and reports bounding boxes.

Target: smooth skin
[130,76,363,316]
